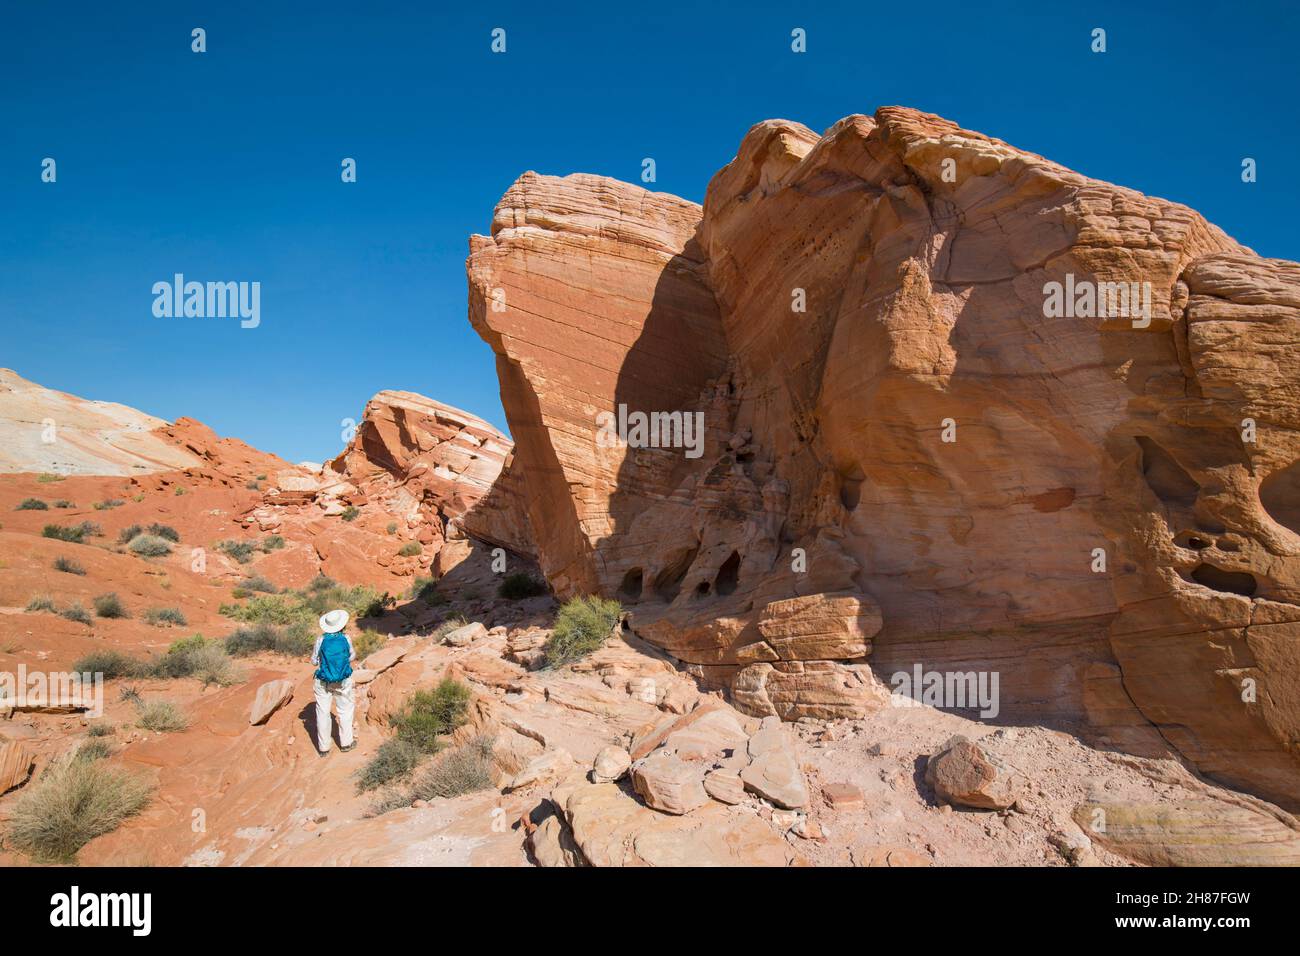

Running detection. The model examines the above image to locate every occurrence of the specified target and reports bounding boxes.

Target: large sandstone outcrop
[468,107,1300,810]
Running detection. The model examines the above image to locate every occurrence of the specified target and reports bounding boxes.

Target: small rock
[925,735,1022,810]
[703,769,745,805]
[822,782,864,810]
[591,745,631,784]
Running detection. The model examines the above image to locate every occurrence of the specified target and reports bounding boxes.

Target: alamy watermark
[152,274,260,328]
[595,403,704,459]
[0,664,104,718]
[1043,273,1151,328]
[889,663,1000,719]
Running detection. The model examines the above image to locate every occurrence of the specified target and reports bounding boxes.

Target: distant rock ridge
[468,106,1300,810]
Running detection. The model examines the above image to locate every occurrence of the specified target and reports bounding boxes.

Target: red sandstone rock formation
[468,107,1300,810]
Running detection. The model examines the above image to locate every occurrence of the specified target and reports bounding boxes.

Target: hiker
[311,608,357,756]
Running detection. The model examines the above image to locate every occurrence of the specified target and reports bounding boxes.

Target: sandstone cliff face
[468,107,1300,810]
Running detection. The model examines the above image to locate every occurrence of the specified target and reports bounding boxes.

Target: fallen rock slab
[0,740,35,794]
[631,751,709,815]
[1073,799,1300,866]
[249,680,295,726]
[741,716,809,809]
[925,735,1022,810]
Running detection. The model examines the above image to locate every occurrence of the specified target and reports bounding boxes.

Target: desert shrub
[430,615,468,641]
[118,686,141,705]
[242,574,277,593]
[6,753,152,863]
[53,556,86,575]
[150,635,241,686]
[216,539,256,564]
[386,522,397,535]
[407,576,445,604]
[261,535,285,552]
[498,572,547,600]
[52,499,74,508]
[146,523,180,542]
[43,524,85,542]
[256,473,267,481]
[355,738,422,793]
[409,734,496,801]
[26,594,56,613]
[128,534,173,557]
[544,595,622,668]
[132,494,144,503]
[397,542,422,557]
[92,498,124,510]
[117,524,144,544]
[72,650,147,680]
[60,603,92,625]
[245,479,261,491]
[86,723,115,737]
[174,486,186,496]
[352,627,386,660]
[341,505,359,522]
[307,574,336,592]
[75,739,113,762]
[392,679,471,754]
[137,700,189,733]
[36,473,65,483]
[143,606,186,627]
[16,498,48,510]
[92,592,129,619]
[224,622,314,658]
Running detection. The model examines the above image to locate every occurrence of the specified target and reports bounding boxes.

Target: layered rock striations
[468,107,1300,809]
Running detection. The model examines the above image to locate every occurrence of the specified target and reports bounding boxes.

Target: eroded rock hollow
[467,107,1300,810]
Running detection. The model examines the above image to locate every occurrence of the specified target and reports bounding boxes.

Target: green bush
[75,739,113,762]
[397,542,423,557]
[36,473,65,483]
[307,574,336,592]
[86,723,115,737]
[341,505,359,522]
[409,735,496,801]
[137,700,189,733]
[353,627,386,660]
[72,650,147,680]
[16,498,48,511]
[386,522,398,535]
[92,498,124,510]
[544,595,622,668]
[407,576,445,603]
[245,479,261,491]
[25,594,56,613]
[143,606,187,627]
[392,679,471,754]
[117,524,143,544]
[174,486,186,496]
[216,539,256,564]
[43,523,90,543]
[224,622,314,658]
[355,738,422,793]
[498,572,548,600]
[261,535,285,552]
[60,603,92,625]
[147,523,180,542]
[52,499,74,509]
[128,534,173,557]
[53,556,86,575]
[7,753,152,863]
[93,592,129,619]
[431,615,468,640]
[151,636,241,686]
[242,574,277,593]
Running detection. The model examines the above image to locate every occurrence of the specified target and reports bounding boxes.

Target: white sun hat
[319,609,349,633]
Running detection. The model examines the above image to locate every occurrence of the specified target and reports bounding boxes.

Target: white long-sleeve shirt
[311,632,356,667]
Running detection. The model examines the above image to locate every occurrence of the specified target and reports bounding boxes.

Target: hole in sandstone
[618,568,643,602]
[1218,537,1242,553]
[1189,564,1257,597]
[838,466,865,511]
[1259,459,1300,536]
[1174,531,1210,550]
[1135,436,1199,509]
[652,546,699,602]
[694,581,711,599]
[714,551,741,597]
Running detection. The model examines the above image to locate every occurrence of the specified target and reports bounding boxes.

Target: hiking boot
[339,743,356,753]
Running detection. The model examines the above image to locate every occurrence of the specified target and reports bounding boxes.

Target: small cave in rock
[1135,436,1199,509]
[1174,530,1211,551]
[1189,563,1258,597]
[714,551,741,597]
[693,580,711,599]
[652,546,699,602]
[618,568,643,602]
[1259,459,1300,536]
[838,466,865,512]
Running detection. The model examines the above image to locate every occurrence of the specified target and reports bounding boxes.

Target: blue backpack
[316,632,353,683]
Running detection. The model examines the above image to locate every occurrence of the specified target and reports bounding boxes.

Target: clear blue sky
[2,1,1296,462]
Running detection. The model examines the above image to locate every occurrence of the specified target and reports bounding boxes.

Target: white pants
[313,677,355,753]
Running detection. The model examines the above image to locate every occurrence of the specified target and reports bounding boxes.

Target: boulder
[703,769,745,805]
[925,736,1022,810]
[443,622,488,647]
[740,717,809,809]
[590,746,631,784]
[631,751,709,815]
[249,680,295,726]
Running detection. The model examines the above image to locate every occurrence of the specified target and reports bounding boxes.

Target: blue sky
[2,1,1296,462]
